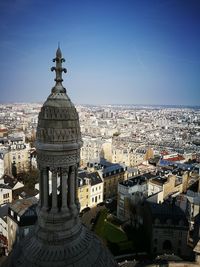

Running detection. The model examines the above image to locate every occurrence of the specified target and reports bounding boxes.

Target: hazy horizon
[0,0,200,106]
[0,101,200,109]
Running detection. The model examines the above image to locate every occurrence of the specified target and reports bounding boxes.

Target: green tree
[17,169,39,190]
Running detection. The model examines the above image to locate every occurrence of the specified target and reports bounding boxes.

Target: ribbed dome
[36,92,81,145]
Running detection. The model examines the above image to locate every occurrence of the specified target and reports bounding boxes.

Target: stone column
[74,164,80,211]
[61,167,69,212]
[69,166,76,210]
[51,169,58,211]
[43,168,49,210]
[38,170,43,208]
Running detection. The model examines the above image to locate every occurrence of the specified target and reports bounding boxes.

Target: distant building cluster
[0,103,200,266]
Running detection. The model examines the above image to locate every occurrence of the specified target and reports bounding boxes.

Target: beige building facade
[77,171,103,210]
[0,185,12,205]
[77,178,90,211]
[98,164,127,200]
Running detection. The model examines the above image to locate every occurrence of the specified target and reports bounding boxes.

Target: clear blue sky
[0,0,200,105]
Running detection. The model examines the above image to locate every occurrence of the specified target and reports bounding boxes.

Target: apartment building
[7,197,38,252]
[77,170,103,210]
[7,138,31,176]
[117,173,156,221]
[99,163,127,200]
[80,137,104,166]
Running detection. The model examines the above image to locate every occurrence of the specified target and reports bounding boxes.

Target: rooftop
[158,159,194,171]
[10,197,38,216]
[103,163,126,175]
[78,170,103,186]
[0,174,21,189]
[13,187,39,199]
[149,202,188,226]
[120,173,157,187]
[0,183,12,190]
[150,177,168,186]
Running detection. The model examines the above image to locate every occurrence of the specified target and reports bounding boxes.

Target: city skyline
[0,0,200,106]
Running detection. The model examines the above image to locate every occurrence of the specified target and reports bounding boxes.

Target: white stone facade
[90,183,103,207]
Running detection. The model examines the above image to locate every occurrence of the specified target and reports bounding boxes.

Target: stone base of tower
[3,224,118,267]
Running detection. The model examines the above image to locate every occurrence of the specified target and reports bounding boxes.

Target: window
[92,197,94,202]
[99,195,100,200]
[3,193,9,199]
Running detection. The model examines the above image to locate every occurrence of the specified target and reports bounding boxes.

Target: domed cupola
[3,48,118,267]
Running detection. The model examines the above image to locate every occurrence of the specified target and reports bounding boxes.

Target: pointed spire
[56,42,62,58]
[51,45,67,93]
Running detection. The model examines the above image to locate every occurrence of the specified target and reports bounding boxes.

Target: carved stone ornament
[37,151,80,168]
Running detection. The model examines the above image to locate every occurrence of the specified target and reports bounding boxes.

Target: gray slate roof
[149,202,188,226]
[10,197,38,216]
[78,170,103,186]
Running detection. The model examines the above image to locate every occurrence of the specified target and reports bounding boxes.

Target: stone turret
[4,48,117,267]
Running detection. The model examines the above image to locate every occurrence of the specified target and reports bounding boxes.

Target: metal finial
[51,46,67,93]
